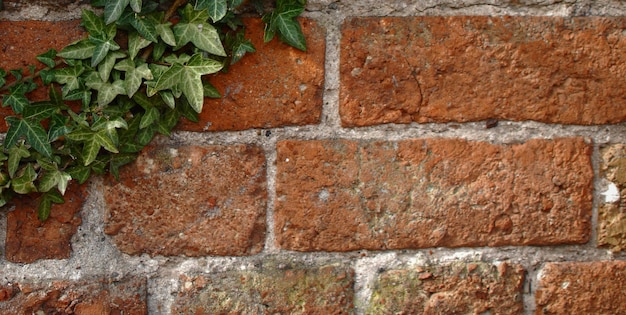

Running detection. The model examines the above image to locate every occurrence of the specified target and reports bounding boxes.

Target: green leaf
[156,108,180,135]
[99,51,126,81]
[136,123,156,146]
[22,101,59,121]
[36,49,57,68]
[195,0,228,22]
[54,64,84,95]
[156,23,176,47]
[57,39,96,60]
[104,0,131,25]
[66,165,91,184]
[7,143,30,178]
[140,106,160,128]
[130,0,142,12]
[2,87,30,114]
[39,168,72,194]
[203,82,221,98]
[86,79,126,107]
[109,153,137,180]
[48,113,71,142]
[5,117,53,158]
[38,190,65,221]
[81,9,106,37]
[173,14,226,56]
[130,13,159,43]
[90,36,121,67]
[275,14,306,51]
[229,33,255,64]
[11,164,37,194]
[160,91,175,108]
[115,60,153,97]
[128,31,152,60]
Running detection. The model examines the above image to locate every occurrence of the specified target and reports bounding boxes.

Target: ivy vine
[0,0,306,220]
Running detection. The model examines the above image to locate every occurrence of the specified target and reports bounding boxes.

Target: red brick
[177,18,325,131]
[171,264,354,314]
[5,181,84,263]
[0,276,147,314]
[103,143,267,256]
[535,261,626,314]
[275,138,592,251]
[0,20,85,132]
[368,262,524,314]
[340,16,626,126]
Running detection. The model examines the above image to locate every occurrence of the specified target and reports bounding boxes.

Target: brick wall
[2,1,626,314]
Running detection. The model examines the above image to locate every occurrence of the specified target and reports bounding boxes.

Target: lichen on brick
[598,144,626,252]
[367,262,524,315]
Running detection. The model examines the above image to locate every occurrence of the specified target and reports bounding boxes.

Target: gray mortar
[1,1,626,314]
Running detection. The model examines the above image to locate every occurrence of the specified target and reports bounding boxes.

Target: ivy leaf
[154,54,223,112]
[275,15,306,51]
[12,163,37,194]
[36,49,57,68]
[130,0,142,12]
[203,82,221,98]
[156,23,176,47]
[38,190,65,221]
[81,9,106,37]
[7,143,30,178]
[2,86,30,114]
[140,106,160,128]
[69,129,119,165]
[89,36,121,67]
[195,0,228,22]
[39,168,72,195]
[109,153,137,180]
[54,64,85,96]
[104,0,131,25]
[131,13,159,43]
[22,101,59,121]
[228,31,255,64]
[99,51,126,81]
[57,39,96,60]
[128,31,152,60]
[48,113,72,142]
[5,117,53,158]
[115,59,153,97]
[174,6,226,56]
[86,79,126,107]
[66,164,91,184]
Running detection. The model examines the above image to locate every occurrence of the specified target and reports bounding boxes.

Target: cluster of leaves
[0,0,306,220]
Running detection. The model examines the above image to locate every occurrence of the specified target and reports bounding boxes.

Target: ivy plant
[0,0,306,220]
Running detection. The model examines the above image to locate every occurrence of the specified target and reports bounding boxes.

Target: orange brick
[340,16,626,126]
[177,18,325,131]
[275,138,592,251]
[103,143,267,256]
[536,261,626,314]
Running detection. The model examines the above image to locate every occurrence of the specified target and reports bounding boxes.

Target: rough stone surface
[171,263,354,314]
[103,143,267,256]
[535,261,626,314]
[368,262,524,314]
[598,144,626,252]
[340,16,626,126]
[0,276,147,314]
[177,18,325,132]
[275,138,593,251]
[0,20,85,132]
[4,182,83,263]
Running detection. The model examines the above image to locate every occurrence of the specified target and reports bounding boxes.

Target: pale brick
[598,144,626,252]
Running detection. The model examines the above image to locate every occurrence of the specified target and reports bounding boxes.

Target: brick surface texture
[368,262,524,314]
[2,3,626,315]
[275,138,592,251]
[171,264,354,314]
[341,16,626,126]
[103,143,267,256]
[536,261,626,314]
[0,276,147,314]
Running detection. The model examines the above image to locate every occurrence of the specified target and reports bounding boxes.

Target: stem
[0,59,64,93]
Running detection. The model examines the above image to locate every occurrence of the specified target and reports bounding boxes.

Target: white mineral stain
[602,182,620,203]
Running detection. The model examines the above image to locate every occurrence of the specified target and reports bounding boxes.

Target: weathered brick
[275,138,592,251]
[103,143,267,256]
[0,276,147,314]
[4,181,83,263]
[171,263,354,314]
[177,18,324,131]
[368,262,524,314]
[536,261,626,314]
[598,144,626,252]
[0,20,85,132]
[340,16,626,126]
